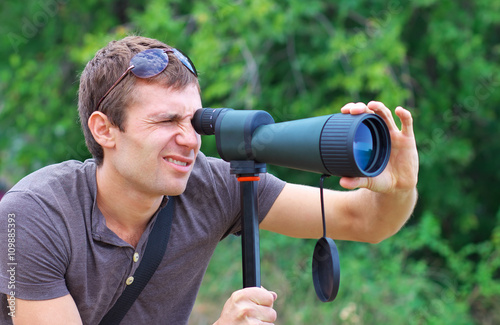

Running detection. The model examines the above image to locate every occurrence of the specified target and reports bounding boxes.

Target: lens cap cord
[312,175,340,302]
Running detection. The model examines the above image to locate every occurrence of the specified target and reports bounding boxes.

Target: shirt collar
[86,159,166,248]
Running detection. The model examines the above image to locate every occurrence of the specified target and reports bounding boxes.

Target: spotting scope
[192,108,391,177]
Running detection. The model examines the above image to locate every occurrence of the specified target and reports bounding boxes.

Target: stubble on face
[108,82,202,198]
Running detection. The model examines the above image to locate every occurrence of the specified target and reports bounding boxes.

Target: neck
[95,162,163,247]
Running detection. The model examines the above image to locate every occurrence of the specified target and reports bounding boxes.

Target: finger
[367,101,399,131]
[339,177,369,190]
[340,102,371,115]
[244,287,276,307]
[260,287,278,302]
[395,106,415,138]
[253,304,277,323]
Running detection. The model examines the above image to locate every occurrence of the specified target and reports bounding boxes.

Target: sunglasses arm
[95,65,135,111]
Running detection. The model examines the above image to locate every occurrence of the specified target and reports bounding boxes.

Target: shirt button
[133,252,140,262]
[126,276,134,285]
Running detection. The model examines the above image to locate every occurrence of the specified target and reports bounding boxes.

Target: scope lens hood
[320,113,391,177]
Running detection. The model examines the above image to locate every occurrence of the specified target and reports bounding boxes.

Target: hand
[214,287,278,324]
[339,101,419,194]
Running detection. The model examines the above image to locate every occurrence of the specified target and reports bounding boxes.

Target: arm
[0,192,82,323]
[261,101,418,243]
[9,294,82,325]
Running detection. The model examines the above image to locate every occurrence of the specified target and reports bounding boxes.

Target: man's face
[107,81,202,197]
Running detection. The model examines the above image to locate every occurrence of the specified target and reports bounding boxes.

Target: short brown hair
[78,36,199,165]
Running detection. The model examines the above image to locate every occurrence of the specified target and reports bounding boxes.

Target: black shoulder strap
[99,197,176,325]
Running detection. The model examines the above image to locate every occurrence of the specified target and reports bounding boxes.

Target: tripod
[230,160,266,288]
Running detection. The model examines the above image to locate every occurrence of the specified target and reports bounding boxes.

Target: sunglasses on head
[96,48,198,111]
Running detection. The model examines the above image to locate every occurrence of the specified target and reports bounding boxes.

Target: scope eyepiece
[192,108,232,135]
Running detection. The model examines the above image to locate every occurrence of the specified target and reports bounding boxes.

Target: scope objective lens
[353,122,374,171]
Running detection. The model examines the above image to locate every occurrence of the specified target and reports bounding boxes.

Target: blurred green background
[1,0,499,324]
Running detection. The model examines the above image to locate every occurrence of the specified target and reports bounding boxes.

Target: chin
[154,171,192,197]
[162,182,188,197]
[166,189,186,196]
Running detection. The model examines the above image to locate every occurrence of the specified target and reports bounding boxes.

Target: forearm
[340,187,418,243]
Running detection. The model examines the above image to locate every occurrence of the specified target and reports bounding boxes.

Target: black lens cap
[312,237,340,302]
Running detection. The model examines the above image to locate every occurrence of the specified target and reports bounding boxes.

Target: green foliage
[1,0,499,324]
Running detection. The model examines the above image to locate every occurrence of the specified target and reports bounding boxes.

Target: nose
[177,120,201,149]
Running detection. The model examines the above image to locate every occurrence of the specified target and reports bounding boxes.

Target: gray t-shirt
[0,152,285,324]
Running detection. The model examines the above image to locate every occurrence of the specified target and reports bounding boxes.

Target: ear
[88,111,118,149]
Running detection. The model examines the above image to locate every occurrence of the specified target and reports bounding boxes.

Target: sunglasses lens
[130,48,169,78]
[171,48,198,76]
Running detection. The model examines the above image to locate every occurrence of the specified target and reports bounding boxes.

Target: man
[0,36,418,324]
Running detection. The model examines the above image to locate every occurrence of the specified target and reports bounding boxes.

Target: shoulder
[191,151,230,173]
[8,159,96,194]
[188,152,233,188]
[188,152,286,192]
[183,152,286,224]
[183,152,237,210]
[0,159,97,225]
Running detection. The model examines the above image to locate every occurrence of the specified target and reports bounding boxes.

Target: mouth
[162,155,194,172]
[165,157,188,167]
